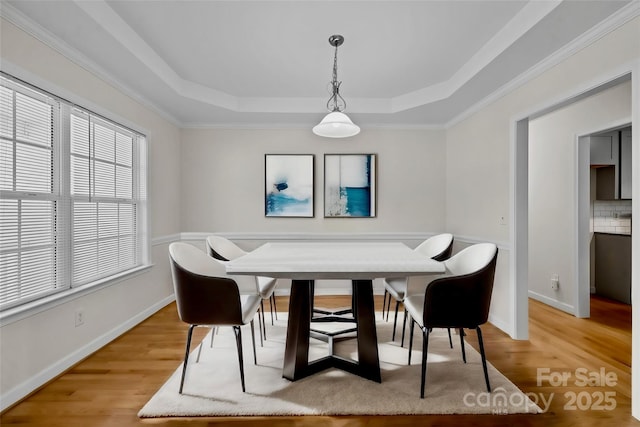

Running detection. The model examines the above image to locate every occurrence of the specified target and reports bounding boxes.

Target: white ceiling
[2,0,635,128]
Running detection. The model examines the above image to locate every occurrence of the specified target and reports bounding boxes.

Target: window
[0,74,148,311]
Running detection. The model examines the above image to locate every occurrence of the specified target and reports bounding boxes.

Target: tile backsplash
[593,200,632,235]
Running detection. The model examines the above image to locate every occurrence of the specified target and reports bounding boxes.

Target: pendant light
[312,35,360,138]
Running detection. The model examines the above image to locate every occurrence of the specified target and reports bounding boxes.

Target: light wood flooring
[1,295,636,427]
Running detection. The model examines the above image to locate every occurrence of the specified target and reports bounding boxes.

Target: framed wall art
[324,154,376,218]
[265,154,314,217]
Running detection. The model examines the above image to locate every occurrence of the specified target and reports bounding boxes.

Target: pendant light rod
[327,35,346,112]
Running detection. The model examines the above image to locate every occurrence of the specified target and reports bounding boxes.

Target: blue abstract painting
[265,154,314,217]
[324,154,376,217]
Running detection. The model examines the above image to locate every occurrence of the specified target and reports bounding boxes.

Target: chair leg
[210,326,216,348]
[382,290,388,320]
[420,328,431,398]
[272,293,278,321]
[408,318,415,365]
[385,292,392,321]
[269,296,275,325]
[179,324,195,394]
[250,320,257,365]
[260,300,267,340]
[459,328,466,363]
[392,300,400,341]
[400,308,408,347]
[233,326,246,393]
[195,326,216,363]
[256,308,264,347]
[477,326,491,392]
[196,341,203,363]
[447,328,453,349]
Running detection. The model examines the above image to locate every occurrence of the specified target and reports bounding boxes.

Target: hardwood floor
[1,295,636,427]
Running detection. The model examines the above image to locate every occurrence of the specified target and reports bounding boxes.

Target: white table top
[225,241,445,280]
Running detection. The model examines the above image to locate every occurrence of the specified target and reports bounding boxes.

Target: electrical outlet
[75,309,85,327]
[499,215,507,226]
[551,274,559,291]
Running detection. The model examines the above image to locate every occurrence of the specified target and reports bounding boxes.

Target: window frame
[0,72,151,324]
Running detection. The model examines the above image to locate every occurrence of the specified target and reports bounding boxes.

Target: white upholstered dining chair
[403,242,498,398]
[382,233,454,346]
[205,235,278,344]
[168,242,261,393]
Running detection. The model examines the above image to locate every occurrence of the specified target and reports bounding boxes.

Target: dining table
[225,241,446,383]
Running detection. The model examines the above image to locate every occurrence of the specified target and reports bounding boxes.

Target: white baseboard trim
[528,290,575,315]
[275,288,390,297]
[3,230,510,411]
[0,295,175,412]
[487,313,513,339]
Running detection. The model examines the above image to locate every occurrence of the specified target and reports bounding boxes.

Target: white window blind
[0,74,148,311]
[70,110,139,286]
[0,80,61,309]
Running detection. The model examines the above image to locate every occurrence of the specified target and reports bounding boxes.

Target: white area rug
[139,314,540,417]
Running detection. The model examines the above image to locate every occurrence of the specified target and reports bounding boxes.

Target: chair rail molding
[181,231,511,249]
[152,233,182,246]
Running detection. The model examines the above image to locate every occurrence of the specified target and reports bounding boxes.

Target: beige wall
[446,16,639,338]
[180,128,447,233]
[0,18,182,407]
[179,127,449,298]
[529,81,631,311]
[1,9,639,416]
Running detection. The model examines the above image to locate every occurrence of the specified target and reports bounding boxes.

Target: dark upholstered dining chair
[206,235,278,344]
[169,242,261,393]
[382,233,454,346]
[403,243,498,398]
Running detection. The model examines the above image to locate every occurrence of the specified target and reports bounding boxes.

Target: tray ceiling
[1,0,635,128]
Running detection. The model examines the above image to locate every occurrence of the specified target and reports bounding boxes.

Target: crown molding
[1,0,563,117]
[446,0,640,128]
[0,2,182,128]
[3,0,637,130]
[392,0,563,112]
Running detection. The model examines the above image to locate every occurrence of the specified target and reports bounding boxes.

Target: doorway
[512,70,637,416]
[525,77,630,320]
[582,126,632,309]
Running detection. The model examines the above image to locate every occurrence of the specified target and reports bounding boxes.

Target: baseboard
[487,313,512,338]
[528,290,575,315]
[0,295,175,412]
[2,231,509,411]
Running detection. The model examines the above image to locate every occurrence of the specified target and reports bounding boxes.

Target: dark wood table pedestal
[282,279,381,383]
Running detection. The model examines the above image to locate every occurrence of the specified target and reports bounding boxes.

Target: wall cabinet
[620,127,632,199]
[591,127,632,200]
[590,134,618,165]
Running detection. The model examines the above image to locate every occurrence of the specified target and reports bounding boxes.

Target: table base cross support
[283,279,381,383]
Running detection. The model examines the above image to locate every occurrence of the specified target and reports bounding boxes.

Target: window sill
[0,264,154,327]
